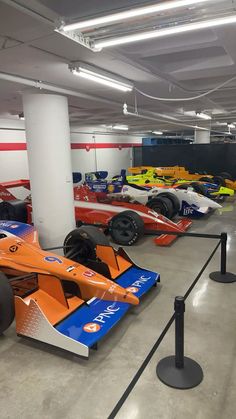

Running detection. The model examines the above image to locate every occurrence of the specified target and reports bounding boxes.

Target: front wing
[16,265,159,358]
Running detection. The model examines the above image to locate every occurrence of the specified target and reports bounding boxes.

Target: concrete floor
[0,201,236,419]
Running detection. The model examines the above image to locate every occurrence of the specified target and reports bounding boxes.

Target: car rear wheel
[153,192,180,217]
[219,172,233,180]
[109,210,144,246]
[64,226,110,264]
[189,182,207,196]
[0,272,15,335]
[199,176,213,183]
[146,196,174,219]
[212,176,226,187]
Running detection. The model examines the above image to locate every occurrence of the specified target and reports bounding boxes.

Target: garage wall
[134,144,236,177]
[71,127,141,177]
[0,119,141,181]
[0,118,28,182]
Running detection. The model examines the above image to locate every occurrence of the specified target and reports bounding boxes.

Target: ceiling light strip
[94,15,236,49]
[63,0,213,31]
[196,112,211,120]
[71,67,133,92]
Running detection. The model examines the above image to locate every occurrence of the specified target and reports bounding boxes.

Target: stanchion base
[156,356,203,389]
[209,271,236,283]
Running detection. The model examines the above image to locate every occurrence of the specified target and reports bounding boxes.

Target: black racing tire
[219,172,233,180]
[146,196,174,219]
[64,226,110,263]
[189,182,207,196]
[199,177,213,183]
[0,200,28,223]
[109,210,144,246]
[177,182,207,196]
[212,176,226,187]
[153,192,180,217]
[0,272,15,334]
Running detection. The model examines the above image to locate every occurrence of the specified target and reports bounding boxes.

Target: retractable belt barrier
[108,232,236,419]
[44,230,236,418]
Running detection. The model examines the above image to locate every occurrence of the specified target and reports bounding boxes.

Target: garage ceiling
[1,0,236,135]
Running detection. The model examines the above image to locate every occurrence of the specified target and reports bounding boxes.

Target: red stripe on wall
[0,142,141,151]
[71,143,141,149]
[0,143,27,151]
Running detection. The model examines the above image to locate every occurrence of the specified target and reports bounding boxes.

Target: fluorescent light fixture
[63,0,212,31]
[71,66,133,92]
[113,124,129,130]
[228,123,235,128]
[216,122,228,126]
[196,112,211,120]
[152,131,163,135]
[94,15,236,49]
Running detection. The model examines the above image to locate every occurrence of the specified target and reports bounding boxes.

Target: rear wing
[0,180,30,189]
[0,180,30,201]
[85,171,108,182]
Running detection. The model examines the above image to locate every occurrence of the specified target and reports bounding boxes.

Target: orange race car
[0,221,159,358]
[128,166,236,190]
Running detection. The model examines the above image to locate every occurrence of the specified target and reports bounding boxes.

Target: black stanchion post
[156,296,203,389]
[210,233,236,283]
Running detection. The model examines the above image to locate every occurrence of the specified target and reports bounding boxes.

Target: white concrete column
[23,93,75,248]
[194,129,210,144]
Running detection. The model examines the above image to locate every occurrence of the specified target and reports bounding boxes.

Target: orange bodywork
[0,225,139,332]
[128,166,236,190]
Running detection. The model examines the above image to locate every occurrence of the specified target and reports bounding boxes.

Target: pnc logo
[126,286,139,293]
[83,323,101,333]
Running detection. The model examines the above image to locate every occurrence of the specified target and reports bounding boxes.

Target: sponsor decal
[126,286,139,293]
[93,304,120,324]
[9,245,18,253]
[107,184,115,193]
[66,266,75,272]
[108,283,117,294]
[0,191,11,197]
[130,275,152,290]
[83,270,95,278]
[83,323,101,333]
[44,256,63,264]
[183,207,194,215]
[0,222,19,229]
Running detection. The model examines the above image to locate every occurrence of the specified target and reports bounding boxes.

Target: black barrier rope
[107,239,221,419]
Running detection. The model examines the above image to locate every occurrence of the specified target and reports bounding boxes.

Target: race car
[93,170,234,200]
[108,183,221,218]
[0,180,192,246]
[0,221,160,357]
[83,171,222,218]
[129,166,236,190]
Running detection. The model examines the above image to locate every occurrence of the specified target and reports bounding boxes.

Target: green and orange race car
[125,167,234,198]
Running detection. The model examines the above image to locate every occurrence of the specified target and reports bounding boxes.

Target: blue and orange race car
[0,221,159,357]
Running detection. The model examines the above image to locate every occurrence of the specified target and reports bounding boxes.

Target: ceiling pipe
[1,0,53,25]
[0,71,124,108]
[123,104,210,131]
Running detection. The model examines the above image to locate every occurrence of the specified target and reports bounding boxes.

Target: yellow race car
[126,167,234,198]
[128,166,236,190]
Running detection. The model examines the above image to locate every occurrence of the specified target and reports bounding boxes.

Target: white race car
[109,183,221,219]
